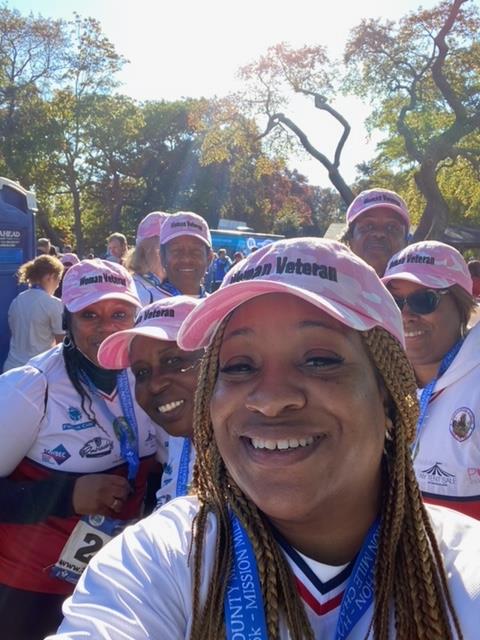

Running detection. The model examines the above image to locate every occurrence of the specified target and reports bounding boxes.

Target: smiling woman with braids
[50,239,480,640]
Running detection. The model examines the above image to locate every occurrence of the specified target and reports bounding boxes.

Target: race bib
[50,515,133,584]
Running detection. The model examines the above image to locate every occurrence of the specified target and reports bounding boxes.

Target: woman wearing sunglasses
[383,241,479,519]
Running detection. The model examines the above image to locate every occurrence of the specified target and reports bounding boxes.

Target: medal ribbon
[80,370,140,481]
[412,338,463,460]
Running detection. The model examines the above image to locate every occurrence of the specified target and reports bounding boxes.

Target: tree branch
[431,0,469,119]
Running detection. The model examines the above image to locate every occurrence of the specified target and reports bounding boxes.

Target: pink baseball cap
[62,259,141,313]
[160,211,211,248]
[382,241,473,294]
[136,211,168,246]
[177,237,404,350]
[60,253,80,266]
[346,188,410,228]
[97,296,202,369]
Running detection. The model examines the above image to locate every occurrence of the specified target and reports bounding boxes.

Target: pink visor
[97,296,202,369]
[62,259,141,313]
[346,188,410,228]
[160,211,211,247]
[177,237,404,350]
[136,211,168,245]
[382,241,473,294]
[60,253,80,266]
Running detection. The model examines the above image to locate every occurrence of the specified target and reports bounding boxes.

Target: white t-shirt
[0,345,167,594]
[50,499,480,639]
[0,345,163,476]
[3,287,64,371]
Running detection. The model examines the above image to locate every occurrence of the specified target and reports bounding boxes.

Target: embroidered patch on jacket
[449,407,475,442]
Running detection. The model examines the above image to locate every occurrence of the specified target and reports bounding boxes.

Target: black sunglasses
[392,288,449,315]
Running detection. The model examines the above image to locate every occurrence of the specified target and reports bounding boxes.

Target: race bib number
[51,515,133,584]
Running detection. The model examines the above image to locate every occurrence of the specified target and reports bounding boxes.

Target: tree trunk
[71,184,84,256]
[110,171,123,231]
[413,161,449,241]
[36,205,62,248]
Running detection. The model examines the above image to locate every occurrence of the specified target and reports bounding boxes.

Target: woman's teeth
[405,330,424,338]
[250,436,316,451]
[158,400,184,414]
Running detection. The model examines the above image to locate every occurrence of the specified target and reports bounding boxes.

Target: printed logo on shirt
[144,430,156,448]
[156,494,172,508]
[467,468,480,485]
[419,462,456,488]
[68,406,82,422]
[62,420,96,432]
[79,437,114,458]
[449,407,475,442]
[42,444,71,466]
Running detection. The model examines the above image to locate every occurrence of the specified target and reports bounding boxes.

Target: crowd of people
[0,194,479,639]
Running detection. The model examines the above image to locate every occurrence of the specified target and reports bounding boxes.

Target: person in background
[0,259,161,640]
[98,296,203,508]
[467,259,480,326]
[158,211,212,298]
[207,247,232,292]
[50,238,479,640]
[60,253,80,269]
[3,255,64,372]
[341,188,410,276]
[232,250,245,265]
[105,232,128,265]
[55,253,80,299]
[37,237,52,256]
[125,211,168,306]
[467,259,480,297]
[383,241,479,519]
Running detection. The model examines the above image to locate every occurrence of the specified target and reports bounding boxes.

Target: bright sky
[9,0,440,187]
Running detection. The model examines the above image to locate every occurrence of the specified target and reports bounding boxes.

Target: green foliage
[345,0,480,237]
[2,1,479,249]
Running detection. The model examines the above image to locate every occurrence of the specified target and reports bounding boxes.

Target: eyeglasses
[392,288,449,315]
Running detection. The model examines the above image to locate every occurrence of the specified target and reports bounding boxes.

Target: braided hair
[61,309,97,423]
[188,320,463,640]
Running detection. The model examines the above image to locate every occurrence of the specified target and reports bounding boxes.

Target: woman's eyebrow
[222,319,341,343]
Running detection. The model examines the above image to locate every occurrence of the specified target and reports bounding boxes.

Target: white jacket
[414,322,480,518]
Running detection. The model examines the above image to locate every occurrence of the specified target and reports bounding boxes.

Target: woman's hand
[72,474,131,516]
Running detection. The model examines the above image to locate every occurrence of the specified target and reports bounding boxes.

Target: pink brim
[65,292,142,313]
[349,204,409,228]
[382,272,452,289]
[161,231,211,247]
[98,325,180,370]
[177,280,399,351]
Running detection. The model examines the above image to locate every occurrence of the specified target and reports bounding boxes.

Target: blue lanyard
[176,438,192,497]
[224,512,269,640]
[225,516,379,640]
[159,280,207,298]
[412,338,464,460]
[116,370,140,482]
[334,520,379,640]
[141,272,164,290]
[31,284,43,290]
[80,370,140,481]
